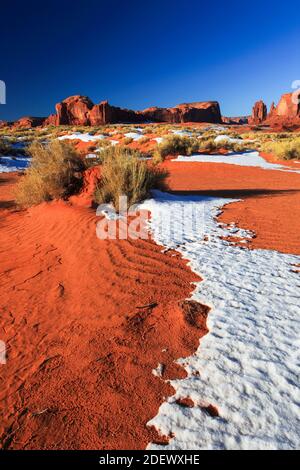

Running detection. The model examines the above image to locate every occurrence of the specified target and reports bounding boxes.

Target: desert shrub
[123,137,134,145]
[137,136,150,144]
[261,137,300,160]
[15,140,86,207]
[94,146,168,211]
[142,126,155,135]
[197,137,218,152]
[228,141,253,152]
[96,139,113,150]
[153,135,199,162]
[0,138,11,155]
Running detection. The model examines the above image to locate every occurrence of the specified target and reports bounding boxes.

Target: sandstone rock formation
[249,92,300,128]
[13,116,46,128]
[45,95,222,126]
[269,92,300,120]
[140,101,221,124]
[249,100,267,124]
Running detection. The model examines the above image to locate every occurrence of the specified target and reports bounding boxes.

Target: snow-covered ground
[139,191,300,450]
[0,156,30,173]
[124,132,144,141]
[171,129,193,137]
[58,132,105,142]
[214,134,255,145]
[173,150,300,174]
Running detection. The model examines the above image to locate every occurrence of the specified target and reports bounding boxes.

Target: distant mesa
[222,116,249,125]
[12,95,222,128]
[9,91,300,129]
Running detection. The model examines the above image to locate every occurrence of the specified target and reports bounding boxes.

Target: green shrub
[15,140,86,207]
[94,146,168,211]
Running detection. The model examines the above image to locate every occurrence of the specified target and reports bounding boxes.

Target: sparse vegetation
[153,135,200,162]
[123,137,134,145]
[15,140,86,207]
[262,137,300,160]
[94,146,168,211]
[137,136,150,144]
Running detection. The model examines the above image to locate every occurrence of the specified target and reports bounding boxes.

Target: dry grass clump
[137,136,150,144]
[94,146,168,211]
[123,137,134,145]
[0,138,11,155]
[262,137,300,160]
[197,136,253,153]
[142,126,155,135]
[96,139,114,150]
[153,135,199,162]
[15,140,86,207]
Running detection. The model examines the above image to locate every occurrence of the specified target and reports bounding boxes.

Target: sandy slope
[0,175,205,449]
[1,152,300,449]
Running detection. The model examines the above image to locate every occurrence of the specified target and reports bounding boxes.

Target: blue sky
[0,0,299,120]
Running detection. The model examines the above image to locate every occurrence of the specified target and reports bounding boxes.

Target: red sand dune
[1,153,300,449]
[0,175,207,449]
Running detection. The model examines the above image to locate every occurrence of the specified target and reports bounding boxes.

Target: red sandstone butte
[12,95,222,128]
[249,92,300,128]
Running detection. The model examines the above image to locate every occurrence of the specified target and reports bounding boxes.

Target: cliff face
[141,101,222,124]
[13,116,46,128]
[39,95,222,126]
[269,92,300,119]
[249,92,300,128]
[249,100,267,125]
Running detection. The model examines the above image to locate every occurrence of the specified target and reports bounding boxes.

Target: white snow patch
[153,137,164,144]
[58,132,105,142]
[214,134,242,144]
[173,150,300,174]
[138,190,300,450]
[124,132,143,141]
[152,363,165,378]
[171,129,192,137]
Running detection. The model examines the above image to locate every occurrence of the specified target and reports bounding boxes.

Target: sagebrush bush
[94,146,168,211]
[261,137,300,160]
[137,136,150,144]
[153,135,199,162]
[123,137,134,145]
[15,140,86,207]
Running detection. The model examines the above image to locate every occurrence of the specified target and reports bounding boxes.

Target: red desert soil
[162,160,300,255]
[1,154,300,449]
[0,172,208,450]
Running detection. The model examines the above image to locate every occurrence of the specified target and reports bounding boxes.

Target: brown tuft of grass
[94,146,168,211]
[261,137,300,160]
[122,137,134,145]
[15,140,86,207]
[153,135,199,163]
